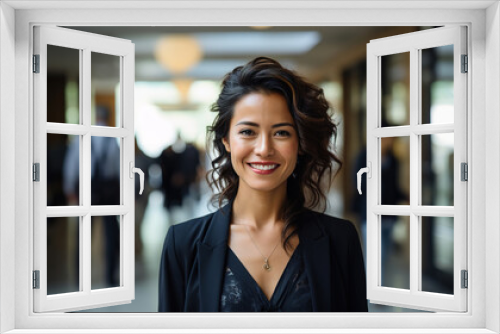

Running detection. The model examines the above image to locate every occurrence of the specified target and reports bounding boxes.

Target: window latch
[129,161,144,195]
[357,162,372,195]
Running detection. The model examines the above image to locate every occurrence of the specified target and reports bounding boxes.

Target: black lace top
[219,243,313,312]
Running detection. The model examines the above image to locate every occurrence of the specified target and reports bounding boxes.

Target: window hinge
[461,54,468,73]
[461,270,468,289]
[33,54,40,73]
[461,162,468,181]
[33,163,40,182]
[33,270,40,289]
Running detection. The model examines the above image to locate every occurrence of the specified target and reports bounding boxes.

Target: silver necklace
[243,225,280,271]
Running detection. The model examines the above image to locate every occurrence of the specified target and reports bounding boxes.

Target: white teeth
[250,164,277,170]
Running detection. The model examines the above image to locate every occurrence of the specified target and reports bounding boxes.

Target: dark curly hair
[206,56,342,252]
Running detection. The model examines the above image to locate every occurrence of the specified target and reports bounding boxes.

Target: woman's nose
[255,135,274,157]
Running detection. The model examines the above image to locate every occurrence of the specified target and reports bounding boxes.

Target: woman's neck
[231,186,287,230]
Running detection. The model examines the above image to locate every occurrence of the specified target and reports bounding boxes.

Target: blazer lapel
[300,212,332,312]
[198,203,232,312]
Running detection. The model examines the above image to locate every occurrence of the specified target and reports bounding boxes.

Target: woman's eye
[275,130,290,137]
[239,129,254,136]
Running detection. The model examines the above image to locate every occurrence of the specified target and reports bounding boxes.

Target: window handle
[129,161,145,195]
[357,162,372,195]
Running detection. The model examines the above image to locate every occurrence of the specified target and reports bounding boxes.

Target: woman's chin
[239,181,288,195]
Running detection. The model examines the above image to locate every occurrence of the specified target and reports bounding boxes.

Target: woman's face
[222,92,299,195]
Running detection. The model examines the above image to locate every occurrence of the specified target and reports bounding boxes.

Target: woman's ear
[222,137,231,153]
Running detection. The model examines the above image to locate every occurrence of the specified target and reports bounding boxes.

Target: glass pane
[381,52,410,127]
[47,217,80,295]
[91,215,120,289]
[381,136,409,205]
[421,133,454,206]
[47,45,80,124]
[48,134,80,206]
[91,136,121,206]
[421,216,454,294]
[421,45,454,124]
[91,52,120,127]
[381,215,410,290]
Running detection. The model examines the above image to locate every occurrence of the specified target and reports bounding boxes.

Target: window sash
[366,26,468,312]
[33,25,136,313]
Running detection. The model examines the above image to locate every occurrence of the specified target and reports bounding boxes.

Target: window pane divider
[373,125,412,137]
[46,205,129,217]
[46,123,131,137]
[373,123,454,138]
[372,206,455,217]
[372,205,411,215]
[82,214,91,294]
[412,123,454,135]
[90,205,130,216]
[412,206,455,216]
[410,47,419,296]
[46,123,87,135]
[89,126,131,138]
[46,206,87,217]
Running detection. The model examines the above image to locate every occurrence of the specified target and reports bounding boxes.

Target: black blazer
[158,203,368,312]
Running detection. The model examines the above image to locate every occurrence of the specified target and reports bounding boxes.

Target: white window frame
[0,1,499,333]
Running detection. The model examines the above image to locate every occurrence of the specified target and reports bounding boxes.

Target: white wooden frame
[0,1,498,333]
[366,26,467,312]
[33,26,135,312]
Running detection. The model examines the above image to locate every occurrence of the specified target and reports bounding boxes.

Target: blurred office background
[44,26,454,312]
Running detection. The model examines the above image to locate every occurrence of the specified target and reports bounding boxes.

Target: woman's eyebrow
[235,121,258,127]
[272,122,294,128]
[235,121,294,128]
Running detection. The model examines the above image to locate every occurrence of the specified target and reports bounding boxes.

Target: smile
[247,163,280,174]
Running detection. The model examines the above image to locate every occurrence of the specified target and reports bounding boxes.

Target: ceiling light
[155,35,203,74]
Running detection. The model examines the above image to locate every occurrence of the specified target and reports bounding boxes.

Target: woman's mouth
[247,163,280,175]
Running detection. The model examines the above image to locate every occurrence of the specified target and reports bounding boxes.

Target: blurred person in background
[158,57,367,312]
[159,131,201,222]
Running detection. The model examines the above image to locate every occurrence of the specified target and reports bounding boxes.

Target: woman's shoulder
[302,209,359,240]
[169,210,217,243]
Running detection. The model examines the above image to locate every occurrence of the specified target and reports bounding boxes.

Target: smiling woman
[158,57,367,312]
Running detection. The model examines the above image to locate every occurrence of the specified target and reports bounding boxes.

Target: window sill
[3,329,498,334]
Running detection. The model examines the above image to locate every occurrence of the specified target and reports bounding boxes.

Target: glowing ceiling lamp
[155,35,203,75]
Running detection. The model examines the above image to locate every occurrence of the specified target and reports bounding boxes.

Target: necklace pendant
[263,259,271,271]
